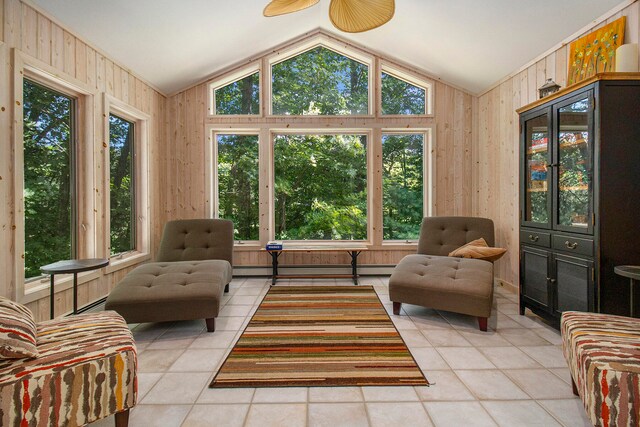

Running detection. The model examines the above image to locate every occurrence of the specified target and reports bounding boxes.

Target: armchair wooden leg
[224,283,230,293]
[478,317,488,332]
[206,317,215,332]
[393,302,401,315]
[115,409,130,427]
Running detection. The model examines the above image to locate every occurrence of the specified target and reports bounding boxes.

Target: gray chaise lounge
[389,216,495,331]
[105,219,233,332]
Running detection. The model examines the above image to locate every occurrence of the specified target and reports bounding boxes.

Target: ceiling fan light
[264,0,320,17]
[329,0,395,33]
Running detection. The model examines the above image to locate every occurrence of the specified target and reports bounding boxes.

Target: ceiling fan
[263,0,395,33]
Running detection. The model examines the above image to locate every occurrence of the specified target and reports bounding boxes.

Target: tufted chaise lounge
[106,219,233,332]
[389,217,495,331]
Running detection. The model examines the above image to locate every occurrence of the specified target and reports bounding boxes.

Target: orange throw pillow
[448,238,506,262]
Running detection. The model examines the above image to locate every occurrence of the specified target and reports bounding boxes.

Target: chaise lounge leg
[115,409,130,427]
[205,317,215,332]
[571,377,579,396]
[224,283,229,293]
[478,317,488,332]
[393,302,401,315]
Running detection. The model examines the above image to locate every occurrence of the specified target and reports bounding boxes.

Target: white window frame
[269,129,373,245]
[266,35,375,117]
[380,62,434,117]
[208,62,262,117]
[103,94,151,273]
[381,128,436,243]
[13,50,98,303]
[206,128,262,246]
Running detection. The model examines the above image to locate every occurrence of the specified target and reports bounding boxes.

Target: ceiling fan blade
[329,0,395,33]
[264,0,320,17]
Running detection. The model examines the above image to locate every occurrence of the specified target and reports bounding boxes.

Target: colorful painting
[567,17,626,86]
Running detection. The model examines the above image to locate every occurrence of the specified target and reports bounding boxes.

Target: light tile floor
[92,277,591,427]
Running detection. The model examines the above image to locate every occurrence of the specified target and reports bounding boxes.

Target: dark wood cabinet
[518,74,640,324]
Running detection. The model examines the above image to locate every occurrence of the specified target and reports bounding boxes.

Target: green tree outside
[23,80,74,278]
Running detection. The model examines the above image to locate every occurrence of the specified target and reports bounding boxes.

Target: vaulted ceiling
[31,0,626,95]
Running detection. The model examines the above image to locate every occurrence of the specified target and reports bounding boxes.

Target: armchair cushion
[0,297,38,359]
[417,216,495,256]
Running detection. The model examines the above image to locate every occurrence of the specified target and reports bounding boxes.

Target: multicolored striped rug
[210,285,428,388]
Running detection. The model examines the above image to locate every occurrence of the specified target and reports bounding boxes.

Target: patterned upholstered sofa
[0,310,137,427]
[562,311,640,426]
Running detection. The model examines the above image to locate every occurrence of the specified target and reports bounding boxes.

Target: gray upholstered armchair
[389,216,496,331]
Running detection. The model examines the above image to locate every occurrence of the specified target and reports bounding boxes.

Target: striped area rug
[210,285,428,388]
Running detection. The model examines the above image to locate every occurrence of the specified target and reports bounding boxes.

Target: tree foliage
[215,72,260,115]
[382,134,424,239]
[109,114,135,255]
[274,134,367,240]
[23,80,74,278]
[381,73,426,115]
[272,47,368,115]
[217,135,260,241]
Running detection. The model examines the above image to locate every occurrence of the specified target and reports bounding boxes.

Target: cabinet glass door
[555,96,593,233]
[523,113,551,227]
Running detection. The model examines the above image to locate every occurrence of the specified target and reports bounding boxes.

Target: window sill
[105,252,151,274]
[380,241,419,250]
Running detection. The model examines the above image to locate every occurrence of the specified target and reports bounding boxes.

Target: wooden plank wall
[475,1,640,290]
[164,33,475,268]
[0,0,166,321]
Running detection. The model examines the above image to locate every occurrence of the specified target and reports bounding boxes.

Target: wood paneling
[475,1,640,290]
[165,31,475,267]
[0,0,166,321]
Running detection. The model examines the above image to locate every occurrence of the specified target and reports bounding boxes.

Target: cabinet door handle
[546,277,557,284]
[565,241,578,249]
[528,234,539,242]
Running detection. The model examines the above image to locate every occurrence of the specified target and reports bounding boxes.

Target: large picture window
[215,134,260,241]
[382,133,425,240]
[109,114,135,255]
[23,79,76,279]
[273,134,368,240]
[271,47,369,115]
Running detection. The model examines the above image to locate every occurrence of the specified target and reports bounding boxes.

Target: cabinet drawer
[520,230,551,248]
[552,235,594,257]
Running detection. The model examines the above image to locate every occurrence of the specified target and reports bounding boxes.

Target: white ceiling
[31,0,626,95]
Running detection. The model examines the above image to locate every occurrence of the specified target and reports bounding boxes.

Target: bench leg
[115,409,130,427]
[206,317,215,332]
[478,317,488,332]
[393,302,401,315]
[571,377,579,396]
[224,283,230,293]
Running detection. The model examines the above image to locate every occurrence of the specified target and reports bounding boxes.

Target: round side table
[614,265,640,318]
[40,258,109,319]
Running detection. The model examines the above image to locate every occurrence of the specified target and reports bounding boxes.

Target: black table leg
[271,251,280,286]
[350,251,361,285]
[49,274,55,319]
[73,272,78,315]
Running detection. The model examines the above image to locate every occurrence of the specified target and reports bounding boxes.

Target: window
[271,47,369,115]
[214,71,260,115]
[273,133,368,240]
[109,114,135,255]
[382,133,432,240]
[215,134,260,241]
[23,79,76,279]
[381,70,429,115]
